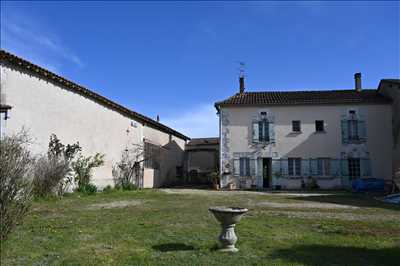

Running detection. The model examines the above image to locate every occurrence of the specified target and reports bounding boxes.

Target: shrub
[121,182,138,191]
[32,155,70,198]
[72,153,104,191]
[76,183,97,195]
[32,134,81,197]
[113,144,143,190]
[102,185,113,193]
[0,131,34,241]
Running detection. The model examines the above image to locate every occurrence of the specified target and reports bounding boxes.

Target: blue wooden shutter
[257,158,263,187]
[302,159,310,177]
[358,115,367,142]
[248,158,254,176]
[361,158,371,177]
[272,159,281,178]
[340,159,350,187]
[239,158,244,176]
[252,121,259,143]
[281,159,288,177]
[330,159,340,177]
[341,119,349,144]
[269,120,275,143]
[317,159,323,175]
[310,159,318,176]
[233,159,240,176]
[341,159,349,176]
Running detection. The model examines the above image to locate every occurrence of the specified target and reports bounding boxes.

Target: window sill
[346,140,366,144]
[287,176,302,180]
[253,141,275,145]
[290,131,302,134]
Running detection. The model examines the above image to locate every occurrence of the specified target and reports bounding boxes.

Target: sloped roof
[186,137,219,146]
[215,89,391,109]
[0,49,189,140]
[381,79,400,85]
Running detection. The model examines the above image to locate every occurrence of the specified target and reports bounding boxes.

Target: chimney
[354,73,362,92]
[156,115,160,122]
[239,76,245,93]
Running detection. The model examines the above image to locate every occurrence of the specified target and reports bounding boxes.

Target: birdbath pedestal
[209,206,248,252]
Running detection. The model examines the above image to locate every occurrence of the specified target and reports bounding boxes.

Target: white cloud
[162,104,219,138]
[1,12,83,73]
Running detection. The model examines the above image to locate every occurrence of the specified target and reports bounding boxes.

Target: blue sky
[1,1,399,137]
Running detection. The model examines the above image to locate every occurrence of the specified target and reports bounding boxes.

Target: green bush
[76,183,97,195]
[32,134,81,197]
[122,182,138,191]
[72,153,104,191]
[102,185,113,193]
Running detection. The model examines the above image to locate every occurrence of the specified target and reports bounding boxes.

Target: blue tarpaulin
[352,178,385,192]
[383,194,400,205]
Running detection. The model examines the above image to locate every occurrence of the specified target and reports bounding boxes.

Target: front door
[348,158,361,180]
[263,158,272,188]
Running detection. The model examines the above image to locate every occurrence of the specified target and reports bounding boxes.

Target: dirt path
[160,188,333,197]
[260,210,400,221]
[87,200,145,210]
[254,201,359,209]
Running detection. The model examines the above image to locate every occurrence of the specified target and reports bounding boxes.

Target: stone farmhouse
[215,75,399,190]
[0,49,189,189]
[1,49,398,191]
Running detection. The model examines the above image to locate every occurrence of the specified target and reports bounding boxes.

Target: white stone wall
[219,103,393,189]
[0,64,186,188]
[143,125,186,187]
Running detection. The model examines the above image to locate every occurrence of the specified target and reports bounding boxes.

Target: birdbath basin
[209,206,248,252]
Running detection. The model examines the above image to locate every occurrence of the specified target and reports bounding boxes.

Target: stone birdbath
[209,206,248,252]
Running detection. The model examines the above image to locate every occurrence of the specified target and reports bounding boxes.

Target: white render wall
[219,103,393,188]
[0,64,186,188]
[143,125,186,187]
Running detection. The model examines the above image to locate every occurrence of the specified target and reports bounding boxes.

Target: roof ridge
[241,89,377,94]
[0,49,190,140]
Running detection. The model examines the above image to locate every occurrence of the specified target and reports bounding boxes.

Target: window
[292,120,301,132]
[288,158,301,176]
[315,120,324,132]
[239,157,250,177]
[317,158,331,176]
[258,119,270,142]
[348,158,360,180]
[348,119,359,140]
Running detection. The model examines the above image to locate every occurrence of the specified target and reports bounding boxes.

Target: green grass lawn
[1,189,400,266]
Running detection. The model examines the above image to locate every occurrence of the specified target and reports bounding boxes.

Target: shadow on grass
[152,243,195,252]
[271,244,400,266]
[291,193,400,211]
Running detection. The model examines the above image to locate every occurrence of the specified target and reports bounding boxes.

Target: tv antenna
[237,61,245,78]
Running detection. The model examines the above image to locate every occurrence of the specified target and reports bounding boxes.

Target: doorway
[262,158,272,188]
[348,158,361,180]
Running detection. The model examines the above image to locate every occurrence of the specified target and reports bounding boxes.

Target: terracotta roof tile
[215,89,391,108]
